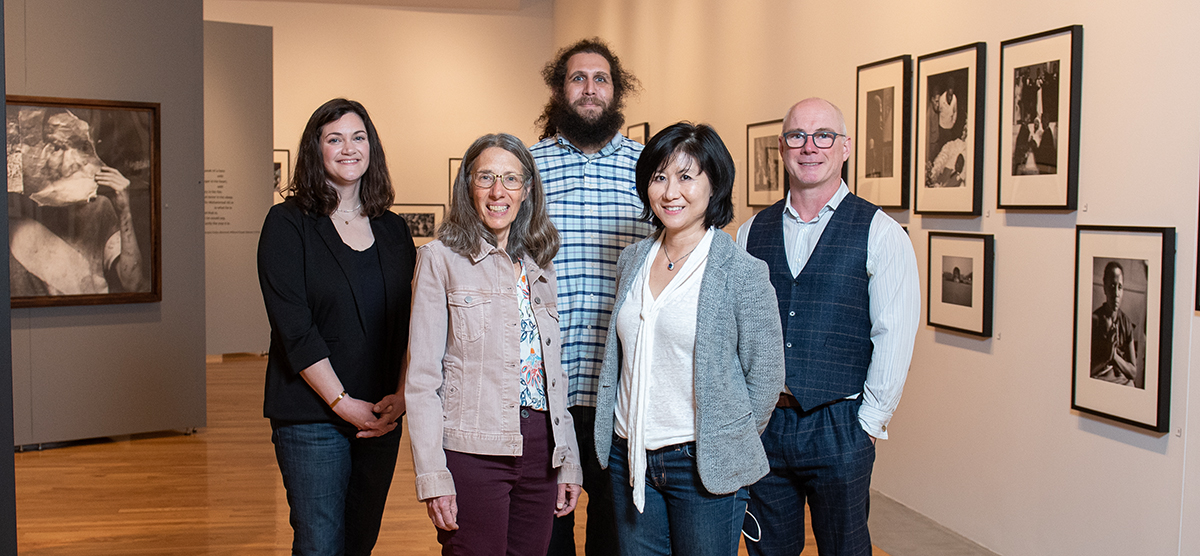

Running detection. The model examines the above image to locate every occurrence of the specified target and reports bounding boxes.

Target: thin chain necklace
[334,202,362,225]
[663,243,698,271]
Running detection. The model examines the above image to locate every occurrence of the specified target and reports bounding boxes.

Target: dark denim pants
[547,405,617,556]
[271,420,402,556]
[608,436,749,556]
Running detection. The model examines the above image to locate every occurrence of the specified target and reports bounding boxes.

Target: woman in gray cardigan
[593,122,785,556]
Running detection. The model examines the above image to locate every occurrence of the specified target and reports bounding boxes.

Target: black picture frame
[6,95,161,308]
[273,149,290,205]
[448,157,462,205]
[855,54,912,209]
[998,25,1083,210]
[390,203,446,247]
[626,122,649,144]
[914,42,986,215]
[1072,225,1174,433]
[746,119,786,207]
[926,231,993,337]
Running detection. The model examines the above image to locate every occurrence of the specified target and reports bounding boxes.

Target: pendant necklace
[663,243,698,271]
[334,203,362,225]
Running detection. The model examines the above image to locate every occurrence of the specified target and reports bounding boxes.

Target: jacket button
[546,338,552,346]
[554,417,559,425]
[786,342,792,348]
[534,297,541,304]
[551,380,556,387]
[464,296,472,303]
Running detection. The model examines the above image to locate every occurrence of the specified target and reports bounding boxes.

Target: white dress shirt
[735,183,919,440]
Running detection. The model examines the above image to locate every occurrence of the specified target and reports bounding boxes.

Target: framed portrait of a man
[855,54,912,209]
[914,43,986,215]
[6,95,161,308]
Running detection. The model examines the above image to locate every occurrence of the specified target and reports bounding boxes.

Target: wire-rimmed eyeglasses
[472,172,527,190]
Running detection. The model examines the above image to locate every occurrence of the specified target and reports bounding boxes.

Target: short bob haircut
[285,98,393,217]
[635,122,735,231]
[439,133,560,268]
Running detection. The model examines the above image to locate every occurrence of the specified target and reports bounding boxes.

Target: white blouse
[613,227,715,512]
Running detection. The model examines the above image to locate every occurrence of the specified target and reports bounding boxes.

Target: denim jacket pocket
[447,289,490,343]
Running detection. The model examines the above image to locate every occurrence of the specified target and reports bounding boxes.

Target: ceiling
[220,0,522,10]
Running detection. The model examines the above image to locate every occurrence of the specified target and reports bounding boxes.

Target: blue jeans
[608,436,749,556]
[271,421,402,556]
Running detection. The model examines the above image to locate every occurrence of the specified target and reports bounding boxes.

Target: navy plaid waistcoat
[744,194,877,411]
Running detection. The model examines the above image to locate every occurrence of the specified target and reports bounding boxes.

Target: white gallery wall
[5,0,207,444]
[554,0,1200,555]
[204,0,555,213]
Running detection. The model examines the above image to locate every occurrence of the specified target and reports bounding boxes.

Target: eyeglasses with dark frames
[781,130,846,149]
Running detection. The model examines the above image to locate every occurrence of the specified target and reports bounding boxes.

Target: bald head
[784,98,847,135]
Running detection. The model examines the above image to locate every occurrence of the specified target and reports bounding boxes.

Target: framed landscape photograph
[914,43,986,215]
[390,203,445,246]
[626,122,649,144]
[998,25,1083,210]
[448,157,462,204]
[927,231,993,337]
[855,54,912,209]
[273,149,290,205]
[746,119,786,207]
[1072,225,1174,432]
[6,95,161,308]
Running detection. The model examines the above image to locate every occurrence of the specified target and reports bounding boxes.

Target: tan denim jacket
[405,239,583,501]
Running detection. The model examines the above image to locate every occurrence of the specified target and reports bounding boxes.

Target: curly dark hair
[284,98,393,217]
[536,37,640,140]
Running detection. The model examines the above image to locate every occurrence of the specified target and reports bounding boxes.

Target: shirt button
[786,342,793,348]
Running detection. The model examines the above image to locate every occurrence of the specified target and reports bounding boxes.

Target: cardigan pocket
[447,289,490,343]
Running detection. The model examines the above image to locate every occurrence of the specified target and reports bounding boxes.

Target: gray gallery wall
[5,0,205,445]
[204,21,272,356]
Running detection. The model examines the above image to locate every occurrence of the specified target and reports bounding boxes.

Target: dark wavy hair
[635,122,736,231]
[284,98,393,217]
[536,37,640,140]
[439,134,559,267]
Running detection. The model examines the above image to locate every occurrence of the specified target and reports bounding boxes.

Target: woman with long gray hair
[405,133,583,555]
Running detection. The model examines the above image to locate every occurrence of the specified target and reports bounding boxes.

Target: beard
[542,94,625,149]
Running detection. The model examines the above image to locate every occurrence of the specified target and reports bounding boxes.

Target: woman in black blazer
[257,98,416,556]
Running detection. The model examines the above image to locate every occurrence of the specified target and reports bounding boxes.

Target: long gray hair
[438,133,559,267]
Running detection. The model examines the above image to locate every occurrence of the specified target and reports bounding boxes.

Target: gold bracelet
[329,391,347,409]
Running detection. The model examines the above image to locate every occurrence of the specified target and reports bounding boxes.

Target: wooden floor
[14,355,888,555]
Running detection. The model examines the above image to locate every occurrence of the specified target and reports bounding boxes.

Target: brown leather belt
[776,393,800,408]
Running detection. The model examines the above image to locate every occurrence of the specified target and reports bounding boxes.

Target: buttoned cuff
[557,463,583,486]
[857,404,891,440]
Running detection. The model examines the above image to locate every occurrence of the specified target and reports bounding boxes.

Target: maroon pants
[439,408,558,556]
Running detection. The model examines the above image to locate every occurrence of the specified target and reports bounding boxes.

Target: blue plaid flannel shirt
[532,133,654,407]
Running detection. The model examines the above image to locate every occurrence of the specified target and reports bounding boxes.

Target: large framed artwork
[390,203,445,247]
[6,95,161,308]
[914,43,986,215]
[998,25,1083,210]
[927,231,993,337]
[1072,225,1174,432]
[855,54,912,209]
[746,119,786,207]
[273,149,290,205]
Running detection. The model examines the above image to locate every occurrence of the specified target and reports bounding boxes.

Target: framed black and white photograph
[746,119,786,207]
[1072,225,1173,432]
[6,95,161,308]
[626,122,649,145]
[448,157,462,204]
[390,203,445,247]
[927,232,993,337]
[914,43,986,215]
[998,25,1082,210]
[273,149,290,205]
[855,54,912,209]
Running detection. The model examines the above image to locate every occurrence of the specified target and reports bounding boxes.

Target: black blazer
[257,200,416,422]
